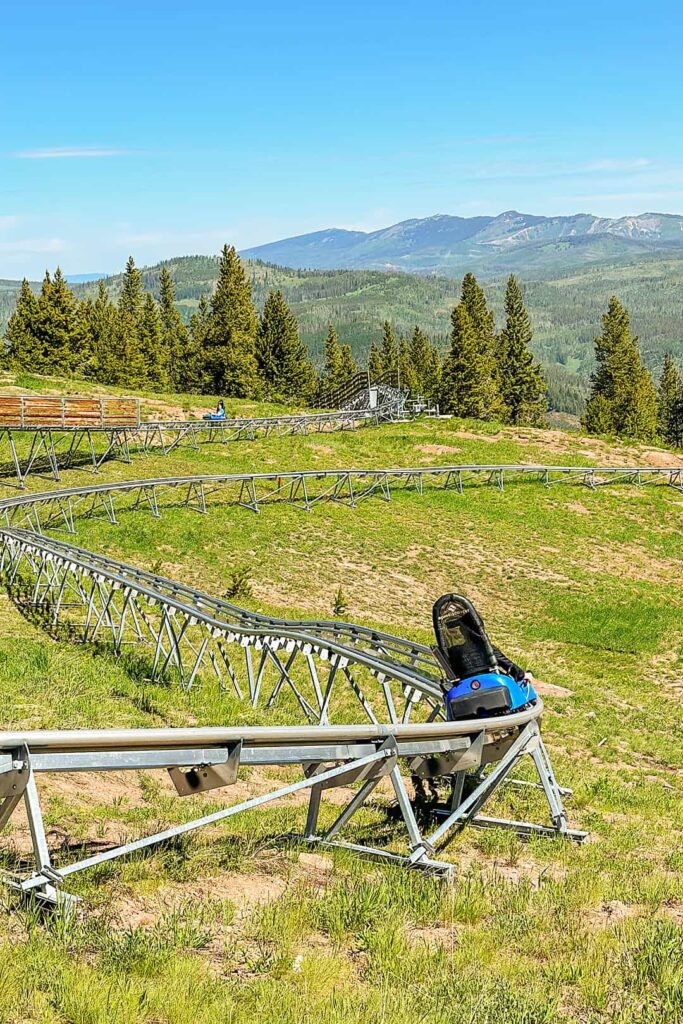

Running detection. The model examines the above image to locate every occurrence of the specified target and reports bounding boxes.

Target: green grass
[0,399,681,1022]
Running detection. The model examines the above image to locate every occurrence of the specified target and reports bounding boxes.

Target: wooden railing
[0,395,140,429]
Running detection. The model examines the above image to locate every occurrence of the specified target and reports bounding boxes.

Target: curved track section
[0,458,606,902]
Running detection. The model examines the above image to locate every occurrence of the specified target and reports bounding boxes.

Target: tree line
[582,295,683,446]
[1,246,547,426]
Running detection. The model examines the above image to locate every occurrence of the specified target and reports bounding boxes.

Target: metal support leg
[23,772,64,904]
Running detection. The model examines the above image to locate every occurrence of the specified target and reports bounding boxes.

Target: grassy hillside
[0,381,681,1021]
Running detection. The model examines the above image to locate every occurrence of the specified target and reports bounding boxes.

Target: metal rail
[0,458,612,903]
[0,396,406,488]
[1,463,682,533]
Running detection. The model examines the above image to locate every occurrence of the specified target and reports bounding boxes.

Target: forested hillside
[3,252,683,418]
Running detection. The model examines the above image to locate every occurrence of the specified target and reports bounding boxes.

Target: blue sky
[1,0,682,277]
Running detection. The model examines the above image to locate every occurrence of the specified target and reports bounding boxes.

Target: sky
[1,0,682,278]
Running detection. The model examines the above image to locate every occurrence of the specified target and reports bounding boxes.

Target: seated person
[203,400,226,421]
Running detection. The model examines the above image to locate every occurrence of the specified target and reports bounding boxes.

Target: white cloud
[0,237,65,254]
[12,146,133,160]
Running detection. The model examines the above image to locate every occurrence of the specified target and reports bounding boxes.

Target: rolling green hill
[4,251,683,416]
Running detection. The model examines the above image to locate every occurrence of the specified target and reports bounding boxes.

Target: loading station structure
[0,385,407,488]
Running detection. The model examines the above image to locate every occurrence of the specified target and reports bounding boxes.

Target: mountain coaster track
[4,402,666,903]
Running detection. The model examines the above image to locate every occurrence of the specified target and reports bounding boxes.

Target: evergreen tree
[321,324,344,394]
[111,256,147,387]
[206,245,260,398]
[339,342,358,384]
[380,320,398,376]
[256,290,317,401]
[118,256,144,321]
[158,266,188,391]
[83,281,116,380]
[583,296,658,441]
[4,279,39,369]
[658,354,683,447]
[35,267,90,375]
[139,292,166,387]
[459,273,505,419]
[407,325,441,405]
[367,341,383,381]
[498,275,547,426]
[181,295,211,393]
[398,336,414,391]
[440,305,490,418]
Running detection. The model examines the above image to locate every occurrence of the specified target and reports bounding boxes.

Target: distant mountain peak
[240,210,683,278]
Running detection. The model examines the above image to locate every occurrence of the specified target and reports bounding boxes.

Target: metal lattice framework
[0,390,407,488]
[0,458,644,903]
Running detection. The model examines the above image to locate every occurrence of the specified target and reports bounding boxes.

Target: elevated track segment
[0,389,406,488]
[1,463,682,534]
[0,460,639,902]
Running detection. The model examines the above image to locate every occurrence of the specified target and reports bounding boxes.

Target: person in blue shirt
[203,400,226,421]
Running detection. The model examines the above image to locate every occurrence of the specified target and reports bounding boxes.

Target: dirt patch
[585,900,638,929]
[113,867,288,930]
[308,444,336,456]
[533,679,574,698]
[408,925,456,948]
[488,858,568,887]
[416,444,463,456]
[567,501,592,515]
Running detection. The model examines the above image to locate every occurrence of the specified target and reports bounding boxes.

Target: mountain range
[241,211,683,278]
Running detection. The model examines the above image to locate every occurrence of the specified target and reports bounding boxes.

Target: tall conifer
[583,296,657,440]
[657,353,683,447]
[36,267,90,375]
[440,305,489,417]
[380,320,398,376]
[4,279,39,369]
[85,281,116,382]
[367,341,383,381]
[181,295,211,393]
[459,273,505,418]
[339,342,359,384]
[158,266,188,391]
[207,245,260,397]
[256,290,316,401]
[139,292,166,387]
[498,275,547,426]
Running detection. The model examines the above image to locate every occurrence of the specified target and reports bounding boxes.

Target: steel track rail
[0,396,405,488]
[0,456,606,901]
[2,462,682,524]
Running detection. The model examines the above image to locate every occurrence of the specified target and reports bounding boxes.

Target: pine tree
[380,321,398,377]
[583,296,658,441]
[367,341,383,381]
[256,290,317,401]
[181,295,211,393]
[206,245,260,398]
[158,266,188,391]
[4,279,39,370]
[407,326,442,406]
[339,342,358,384]
[34,267,90,375]
[398,336,414,391]
[118,256,144,321]
[658,354,683,447]
[459,273,505,419]
[139,292,166,387]
[112,256,147,387]
[440,305,490,418]
[498,275,547,426]
[84,281,116,381]
[321,324,343,397]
